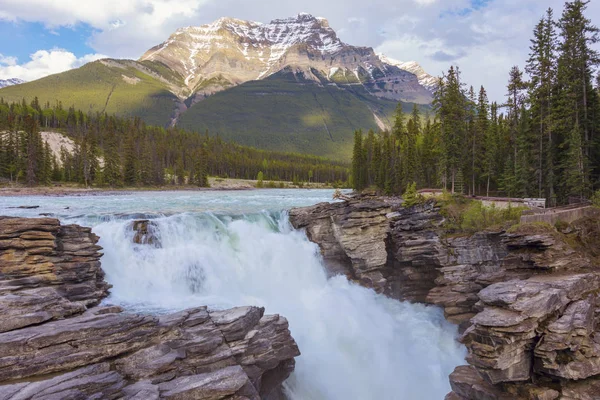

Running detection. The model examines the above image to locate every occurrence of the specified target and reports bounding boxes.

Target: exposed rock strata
[0,217,300,400]
[289,197,600,399]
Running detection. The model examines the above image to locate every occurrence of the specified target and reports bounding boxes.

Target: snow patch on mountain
[0,78,25,89]
[378,54,438,91]
[141,14,345,87]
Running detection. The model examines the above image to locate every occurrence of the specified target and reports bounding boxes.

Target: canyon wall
[289,197,600,400]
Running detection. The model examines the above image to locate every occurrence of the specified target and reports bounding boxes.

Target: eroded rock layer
[0,217,300,400]
[289,197,600,399]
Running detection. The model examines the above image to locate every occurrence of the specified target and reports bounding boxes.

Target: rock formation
[0,217,300,400]
[289,197,600,399]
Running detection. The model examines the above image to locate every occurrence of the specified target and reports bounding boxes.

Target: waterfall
[91,211,465,399]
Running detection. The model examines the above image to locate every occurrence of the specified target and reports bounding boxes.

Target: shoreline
[0,177,340,197]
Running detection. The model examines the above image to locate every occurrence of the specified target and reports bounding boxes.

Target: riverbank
[289,196,600,399]
[0,177,342,197]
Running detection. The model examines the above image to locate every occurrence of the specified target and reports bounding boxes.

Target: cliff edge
[289,197,600,399]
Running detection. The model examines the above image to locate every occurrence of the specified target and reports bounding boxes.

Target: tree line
[352,0,600,206]
[0,99,349,187]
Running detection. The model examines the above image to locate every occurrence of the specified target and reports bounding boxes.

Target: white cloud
[0,49,107,81]
[0,0,210,58]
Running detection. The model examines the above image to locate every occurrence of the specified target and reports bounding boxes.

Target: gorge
[0,190,464,399]
[3,189,598,399]
[289,195,600,399]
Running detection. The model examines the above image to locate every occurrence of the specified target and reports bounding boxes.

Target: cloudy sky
[0,0,598,100]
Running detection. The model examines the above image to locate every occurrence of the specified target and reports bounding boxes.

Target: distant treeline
[0,98,349,187]
[352,1,600,206]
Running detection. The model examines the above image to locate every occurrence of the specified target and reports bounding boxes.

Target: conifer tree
[527,8,557,198]
[352,130,365,191]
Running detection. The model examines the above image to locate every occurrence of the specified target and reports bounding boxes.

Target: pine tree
[527,8,557,198]
[391,103,405,192]
[103,121,122,187]
[352,130,365,191]
[123,130,138,186]
[555,0,599,200]
[435,66,467,193]
[23,115,39,186]
[483,102,499,196]
[193,145,209,187]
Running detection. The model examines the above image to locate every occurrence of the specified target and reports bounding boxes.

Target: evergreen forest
[352,0,600,206]
[0,99,349,187]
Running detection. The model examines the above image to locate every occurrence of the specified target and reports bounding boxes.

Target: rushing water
[0,189,465,399]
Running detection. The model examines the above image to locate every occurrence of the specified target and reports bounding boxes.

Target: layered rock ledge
[289,197,600,399]
[0,217,300,400]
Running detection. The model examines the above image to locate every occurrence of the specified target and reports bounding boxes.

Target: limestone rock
[131,219,160,247]
[0,217,300,399]
[290,197,600,399]
[289,197,394,293]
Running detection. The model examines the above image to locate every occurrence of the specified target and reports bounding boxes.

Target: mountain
[0,14,435,160]
[140,13,433,105]
[377,55,438,91]
[0,78,25,88]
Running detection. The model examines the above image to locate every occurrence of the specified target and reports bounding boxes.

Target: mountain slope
[178,69,415,159]
[378,55,438,91]
[0,60,181,126]
[0,14,436,160]
[0,78,25,88]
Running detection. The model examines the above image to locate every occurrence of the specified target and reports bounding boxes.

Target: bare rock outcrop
[289,197,397,293]
[289,197,600,399]
[0,217,300,400]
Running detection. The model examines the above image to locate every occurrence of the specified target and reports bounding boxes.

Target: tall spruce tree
[555,0,599,200]
[527,8,557,199]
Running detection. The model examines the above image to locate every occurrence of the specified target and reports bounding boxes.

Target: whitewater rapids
[0,190,465,399]
[93,211,465,399]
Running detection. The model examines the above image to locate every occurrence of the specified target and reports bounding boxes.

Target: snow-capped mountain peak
[139,15,434,104]
[378,54,438,91]
[0,78,25,89]
[141,13,346,89]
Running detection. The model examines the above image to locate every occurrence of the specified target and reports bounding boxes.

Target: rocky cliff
[0,217,300,400]
[289,197,600,399]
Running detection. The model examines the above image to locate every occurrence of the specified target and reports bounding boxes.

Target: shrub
[592,190,600,208]
[256,171,264,188]
[459,202,526,233]
[402,182,424,207]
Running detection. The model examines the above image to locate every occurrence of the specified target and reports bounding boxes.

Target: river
[0,189,465,399]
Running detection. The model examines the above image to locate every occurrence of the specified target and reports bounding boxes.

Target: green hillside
[0,60,179,126]
[177,70,415,160]
[0,62,430,161]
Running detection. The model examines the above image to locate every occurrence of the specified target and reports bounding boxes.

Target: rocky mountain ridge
[140,13,434,103]
[0,78,25,88]
[378,54,438,91]
[289,197,600,399]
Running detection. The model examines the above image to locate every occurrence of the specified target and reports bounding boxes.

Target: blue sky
[0,0,598,100]
[0,21,97,61]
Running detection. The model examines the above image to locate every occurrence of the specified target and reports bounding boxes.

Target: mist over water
[1,190,466,399]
